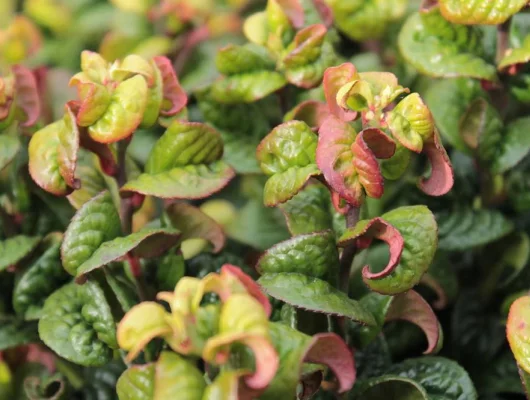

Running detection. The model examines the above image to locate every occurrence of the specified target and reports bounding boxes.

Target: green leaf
[386,357,478,400]
[278,182,336,235]
[154,352,206,399]
[437,208,514,250]
[210,44,286,103]
[424,78,485,152]
[13,238,71,320]
[398,10,496,81]
[327,0,408,41]
[439,0,527,25]
[493,117,530,173]
[353,375,429,399]
[0,134,20,171]
[258,272,376,325]
[257,121,319,206]
[0,235,40,272]
[156,251,185,292]
[499,35,530,71]
[340,206,438,295]
[61,191,121,276]
[76,228,181,280]
[39,281,117,366]
[116,363,155,400]
[88,75,148,143]
[0,317,38,351]
[24,374,66,400]
[257,230,338,280]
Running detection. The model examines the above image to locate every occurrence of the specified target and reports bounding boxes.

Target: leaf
[262,322,355,399]
[13,238,70,320]
[152,56,187,117]
[437,208,514,250]
[353,375,428,399]
[87,75,148,143]
[165,202,225,253]
[278,181,335,235]
[398,10,497,81]
[0,235,40,272]
[210,44,286,104]
[117,302,171,362]
[123,121,235,199]
[257,230,338,279]
[121,162,235,200]
[327,0,408,41]
[116,363,155,400]
[499,35,530,72]
[257,120,320,206]
[508,296,530,374]
[0,317,39,351]
[424,78,486,152]
[154,352,206,399]
[24,374,66,400]
[418,132,454,197]
[58,104,81,190]
[323,63,358,121]
[386,357,478,400]
[38,281,117,366]
[439,0,527,25]
[316,116,395,206]
[282,24,336,88]
[283,100,329,129]
[386,93,434,153]
[67,152,110,210]
[258,272,376,325]
[340,206,438,295]
[493,117,530,173]
[75,228,181,280]
[12,64,40,127]
[0,134,20,171]
[61,191,121,276]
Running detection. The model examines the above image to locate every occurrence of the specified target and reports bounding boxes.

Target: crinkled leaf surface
[153,352,206,399]
[0,317,38,351]
[116,363,155,400]
[437,208,513,251]
[62,191,121,276]
[340,206,437,295]
[257,230,338,279]
[257,120,320,206]
[386,357,478,400]
[39,281,117,366]
[507,296,530,374]
[75,228,181,279]
[0,235,40,271]
[0,134,20,171]
[13,239,70,320]
[439,0,527,25]
[398,10,496,81]
[258,272,375,325]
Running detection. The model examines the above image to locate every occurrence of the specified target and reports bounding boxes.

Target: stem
[116,140,148,301]
[496,18,511,64]
[339,206,360,294]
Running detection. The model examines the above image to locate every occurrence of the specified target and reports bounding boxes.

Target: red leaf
[221,264,272,317]
[153,56,187,117]
[420,274,448,310]
[12,65,40,127]
[241,336,279,390]
[323,63,358,121]
[311,0,333,27]
[418,131,454,196]
[339,217,404,280]
[277,0,305,28]
[386,290,441,354]
[303,333,356,393]
[286,100,329,129]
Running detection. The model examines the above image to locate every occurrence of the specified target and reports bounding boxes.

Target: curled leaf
[418,132,454,196]
[439,0,526,25]
[12,65,40,127]
[153,56,187,116]
[323,63,358,121]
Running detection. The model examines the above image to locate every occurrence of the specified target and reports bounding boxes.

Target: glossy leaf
[340,206,437,294]
[116,363,155,400]
[0,134,19,171]
[257,230,338,279]
[327,0,408,41]
[38,281,117,366]
[13,238,70,320]
[437,208,514,250]
[386,357,478,400]
[61,191,121,276]
[316,115,395,206]
[257,120,320,206]
[398,10,496,81]
[166,202,225,253]
[507,296,530,374]
[87,75,148,143]
[499,35,530,72]
[439,0,527,25]
[258,272,376,325]
[75,228,181,280]
[0,235,40,271]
